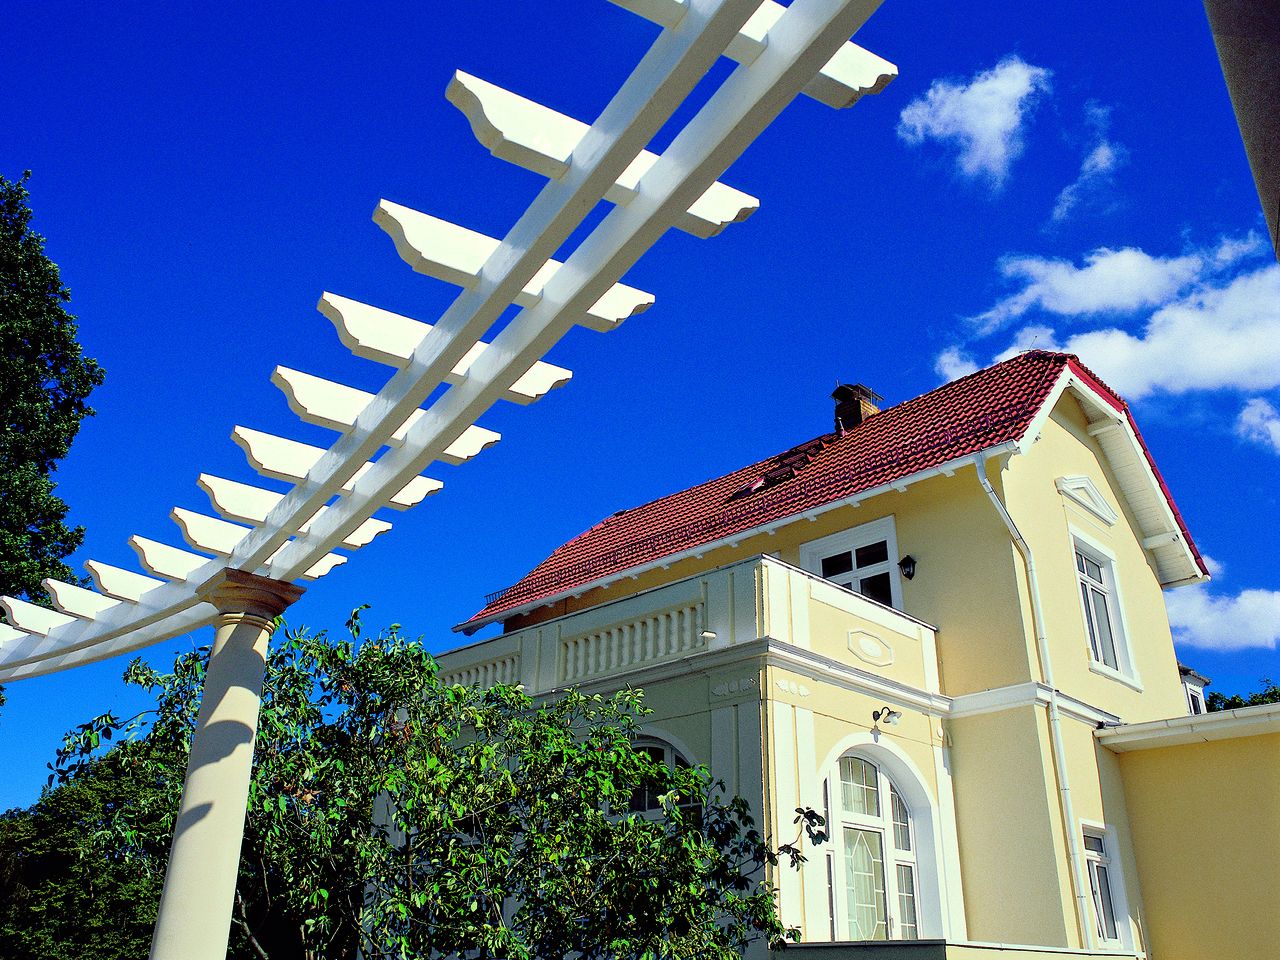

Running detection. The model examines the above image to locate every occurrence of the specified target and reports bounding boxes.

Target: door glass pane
[843,827,887,941]
[840,757,880,817]
[822,552,854,579]
[890,786,911,851]
[855,540,889,568]
[860,572,893,606]
[1089,587,1119,668]
[895,863,919,940]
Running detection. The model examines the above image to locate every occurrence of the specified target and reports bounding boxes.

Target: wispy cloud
[1051,103,1126,223]
[974,247,1206,333]
[897,56,1052,188]
[1236,397,1280,454]
[989,263,1280,399]
[1167,581,1280,651]
[934,346,979,381]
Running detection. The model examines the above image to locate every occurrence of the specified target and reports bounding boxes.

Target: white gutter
[975,453,1094,950]
[458,441,1020,633]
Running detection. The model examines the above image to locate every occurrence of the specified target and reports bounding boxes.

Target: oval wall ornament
[848,629,894,667]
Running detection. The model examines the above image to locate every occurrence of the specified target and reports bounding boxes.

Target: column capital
[198,568,305,621]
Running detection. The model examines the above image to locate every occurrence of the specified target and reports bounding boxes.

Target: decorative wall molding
[1056,475,1119,526]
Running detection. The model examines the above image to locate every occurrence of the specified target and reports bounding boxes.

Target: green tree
[41,611,823,960]
[1207,677,1280,712]
[0,171,104,604]
[0,741,164,960]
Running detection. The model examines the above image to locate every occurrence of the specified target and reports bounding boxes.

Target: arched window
[628,738,695,816]
[827,754,921,941]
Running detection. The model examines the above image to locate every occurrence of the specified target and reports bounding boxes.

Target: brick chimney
[832,383,882,434]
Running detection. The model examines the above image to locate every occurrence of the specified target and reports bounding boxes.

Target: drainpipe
[974,454,1093,949]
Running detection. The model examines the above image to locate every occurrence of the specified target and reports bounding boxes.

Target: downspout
[974,453,1094,949]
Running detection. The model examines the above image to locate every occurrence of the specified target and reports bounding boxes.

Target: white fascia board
[1021,370,1203,588]
[458,445,1015,633]
[1096,702,1280,752]
[949,681,1119,727]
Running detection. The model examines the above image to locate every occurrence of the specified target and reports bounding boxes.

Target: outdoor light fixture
[898,555,917,580]
[872,705,903,727]
[700,630,718,642]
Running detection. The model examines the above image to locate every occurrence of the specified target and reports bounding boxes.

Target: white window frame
[1183,679,1206,715]
[628,738,695,818]
[1080,822,1133,950]
[800,516,903,611]
[826,753,922,941]
[1069,527,1141,690]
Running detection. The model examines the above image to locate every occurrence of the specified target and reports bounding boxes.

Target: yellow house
[438,349,1280,959]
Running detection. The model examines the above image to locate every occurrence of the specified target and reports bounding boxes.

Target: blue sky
[1,0,1276,809]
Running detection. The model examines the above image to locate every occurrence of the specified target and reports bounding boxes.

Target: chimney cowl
[832,382,882,434]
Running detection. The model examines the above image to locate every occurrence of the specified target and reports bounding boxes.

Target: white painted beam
[197,475,392,549]
[317,294,572,404]
[172,508,349,583]
[43,579,123,620]
[86,561,166,603]
[131,537,210,582]
[231,427,443,508]
[0,624,27,645]
[0,597,77,636]
[267,0,888,580]
[608,0,897,108]
[448,72,758,239]
[373,201,655,332]
[270,368,501,463]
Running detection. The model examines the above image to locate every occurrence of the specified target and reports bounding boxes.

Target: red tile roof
[462,351,1200,629]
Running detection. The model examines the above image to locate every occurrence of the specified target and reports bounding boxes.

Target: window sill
[1089,661,1144,692]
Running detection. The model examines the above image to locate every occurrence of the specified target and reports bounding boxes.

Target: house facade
[438,350,1280,959]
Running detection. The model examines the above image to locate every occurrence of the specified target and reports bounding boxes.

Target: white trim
[949,681,1120,727]
[1079,819,1135,952]
[1096,701,1280,751]
[816,736,949,941]
[458,446,1018,632]
[799,515,903,611]
[1069,525,1142,690]
[1056,476,1119,526]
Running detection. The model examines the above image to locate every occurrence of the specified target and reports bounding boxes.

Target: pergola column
[149,568,304,960]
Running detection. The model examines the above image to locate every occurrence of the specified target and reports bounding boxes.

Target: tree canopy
[0,171,104,604]
[1207,677,1280,712]
[4,611,822,960]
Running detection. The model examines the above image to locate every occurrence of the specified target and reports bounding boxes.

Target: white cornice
[949,681,1119,727]
[1096,702,1280,752]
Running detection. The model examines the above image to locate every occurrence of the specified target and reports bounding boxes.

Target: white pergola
[0,1,896,956]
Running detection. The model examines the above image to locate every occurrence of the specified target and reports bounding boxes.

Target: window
[801,517,902,609]
[628,740,697,818]
[828,755,920,941]
[1072,538,1133,680]
[1083,831,1120,944]
[1186,686,1205,715]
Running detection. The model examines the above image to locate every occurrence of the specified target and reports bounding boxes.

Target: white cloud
[935,347,978,381]
[1050,102,1126,223]
[972,232,1267,334]
[975,247,1204,332]
[1167,583,1280,651]
[1201,554,1226,578]
[1016,263,1280,398]
[898,56,1051,187]
[1236,397,1280,454]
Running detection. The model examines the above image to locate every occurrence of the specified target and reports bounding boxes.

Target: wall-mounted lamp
[700,630,717,642]
[871,705,902,727]
[897,555,917,580]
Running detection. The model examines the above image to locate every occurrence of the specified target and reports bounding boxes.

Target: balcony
[436,555,940,697]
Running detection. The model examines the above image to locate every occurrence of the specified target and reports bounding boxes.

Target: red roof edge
[1066,356,1208,579]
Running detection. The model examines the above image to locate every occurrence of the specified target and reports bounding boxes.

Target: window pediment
[1056,475,1119,526]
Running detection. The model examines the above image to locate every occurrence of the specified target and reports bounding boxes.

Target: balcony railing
[438,555,939,696]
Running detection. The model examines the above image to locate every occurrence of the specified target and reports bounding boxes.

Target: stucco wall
[1115,731,1280,960]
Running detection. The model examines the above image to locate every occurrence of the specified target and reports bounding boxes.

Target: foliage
[1207,677,1280,712]
[44,610,824,959]
[0,170,104,604]
[0,741,164,960]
